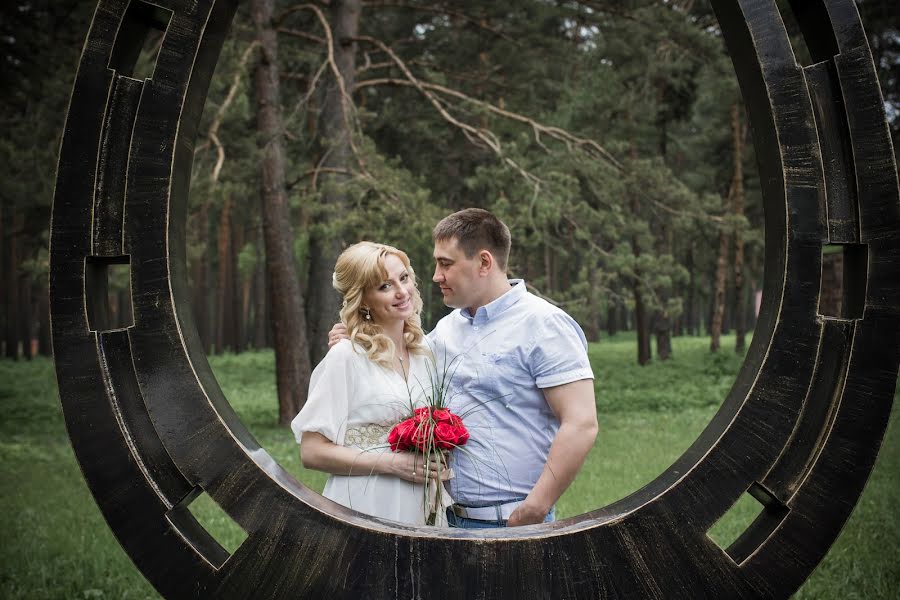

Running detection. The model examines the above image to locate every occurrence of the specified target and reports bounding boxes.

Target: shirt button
[473,326,479,331]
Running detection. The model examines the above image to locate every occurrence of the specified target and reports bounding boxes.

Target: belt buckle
[451,504,467,518]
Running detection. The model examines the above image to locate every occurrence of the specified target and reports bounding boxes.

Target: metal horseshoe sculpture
[50,0,898,597]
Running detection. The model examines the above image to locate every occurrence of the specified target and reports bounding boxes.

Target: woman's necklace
[396,344,409,377]
[396,344,409,364]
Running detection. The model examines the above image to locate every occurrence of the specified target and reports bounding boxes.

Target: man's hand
[328,323,349,348]
[507,499,549,527]
[506,379,598,527]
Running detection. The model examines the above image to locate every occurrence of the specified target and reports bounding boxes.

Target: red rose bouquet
[389,346,473,525]
[388,407,469,453]
[388,404,469,525]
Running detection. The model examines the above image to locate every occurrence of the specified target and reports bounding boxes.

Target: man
[331,208,598,528]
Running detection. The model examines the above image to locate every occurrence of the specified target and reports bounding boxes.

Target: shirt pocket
[484,350,530,399]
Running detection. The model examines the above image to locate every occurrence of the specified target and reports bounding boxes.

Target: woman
[291,241,451,525]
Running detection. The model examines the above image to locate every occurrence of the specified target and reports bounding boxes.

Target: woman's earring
[363,307,371,321]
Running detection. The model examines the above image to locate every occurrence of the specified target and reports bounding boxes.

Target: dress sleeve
[290,341,357,445]
[528,312,595,389]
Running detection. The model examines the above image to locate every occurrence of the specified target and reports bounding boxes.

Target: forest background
[1,2,899,597]
[1,0,898,424]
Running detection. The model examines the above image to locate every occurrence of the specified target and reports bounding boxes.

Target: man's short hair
[433,208,511,271]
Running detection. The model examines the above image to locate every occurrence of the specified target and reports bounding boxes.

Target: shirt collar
[459,279,526,324]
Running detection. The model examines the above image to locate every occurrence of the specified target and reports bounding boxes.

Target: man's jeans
[446,501,556,529]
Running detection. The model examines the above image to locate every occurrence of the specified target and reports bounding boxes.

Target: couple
[290,208,598,528]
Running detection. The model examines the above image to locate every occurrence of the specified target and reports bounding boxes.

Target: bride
[291,241,451,525]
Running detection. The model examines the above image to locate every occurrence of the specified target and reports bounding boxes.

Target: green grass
[1,334,897,598]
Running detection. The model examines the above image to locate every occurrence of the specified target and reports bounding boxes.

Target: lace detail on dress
[344,423,392,449]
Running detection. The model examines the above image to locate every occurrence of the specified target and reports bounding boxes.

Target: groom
[332,208,598,527]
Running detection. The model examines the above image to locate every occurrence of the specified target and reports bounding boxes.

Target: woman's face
[363,254,416,325]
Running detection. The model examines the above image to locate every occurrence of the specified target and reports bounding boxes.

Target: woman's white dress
[291,339,450,526]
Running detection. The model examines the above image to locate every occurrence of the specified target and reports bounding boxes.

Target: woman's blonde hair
[332,241,428,369]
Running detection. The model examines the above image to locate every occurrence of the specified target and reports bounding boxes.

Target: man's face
[432,237,482,310]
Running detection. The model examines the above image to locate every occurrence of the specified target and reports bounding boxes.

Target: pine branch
[192,40,261,188]
[277,27,325,45]
[284,58,328,129]
[360,1,517,43]
[354,35,544,193]
[354,75,624,170]
[278,4,377,185]
[286,167,353,190]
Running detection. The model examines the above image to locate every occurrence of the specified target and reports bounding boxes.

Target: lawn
[1,334,897,598]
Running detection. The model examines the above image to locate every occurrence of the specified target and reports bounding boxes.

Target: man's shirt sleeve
[528,312,595,389]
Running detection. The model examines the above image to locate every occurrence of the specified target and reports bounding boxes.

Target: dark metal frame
[50,0,899,597]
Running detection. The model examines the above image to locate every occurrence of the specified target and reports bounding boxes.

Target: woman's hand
[388,451,451,483]
[302,434,452,483]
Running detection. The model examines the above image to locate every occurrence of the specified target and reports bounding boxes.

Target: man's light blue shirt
[427,279,594,505]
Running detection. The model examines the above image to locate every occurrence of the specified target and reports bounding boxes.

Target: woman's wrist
[380,451,398,477]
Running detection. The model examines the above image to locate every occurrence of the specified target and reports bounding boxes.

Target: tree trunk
[191,203,212,354]
[710,229,729,352]
[652,79,672,359]
[653,311,672,359]
[731,102,747,354]
[306,0,361,365]
[252,0,312,424]
[264,271,274,349]
[585,257,600,342]
[685,242,697,336]
[20,273,33,359]
[240,268,253,351]
[1,202,6,357]
[631,199,651,366]
[0,201,4,356]
[232,215,246,353]
[252,221,267,349]
[749,250,762,331]
[633,285,651,365]
[561,222,575,292]
[706,262,716,336]
[216,195,234,352]
[673,296,683,337]
[653,225,673,360]
[37,281,51,356]
[724,284,733,334]
[626,110,650,365]
[4,209,20,359]
[606,299,618,338]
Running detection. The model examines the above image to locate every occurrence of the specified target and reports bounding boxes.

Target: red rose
[413,407,430,423]
[431,408,452,423]
[454,424,469,446]
[410,420,434,451]
[433,422,460,449]
[388,418,417,451]
[390,408,469,452]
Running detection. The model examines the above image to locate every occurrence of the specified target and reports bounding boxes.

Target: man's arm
[328,323,348,347]
[506,379,598,526]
